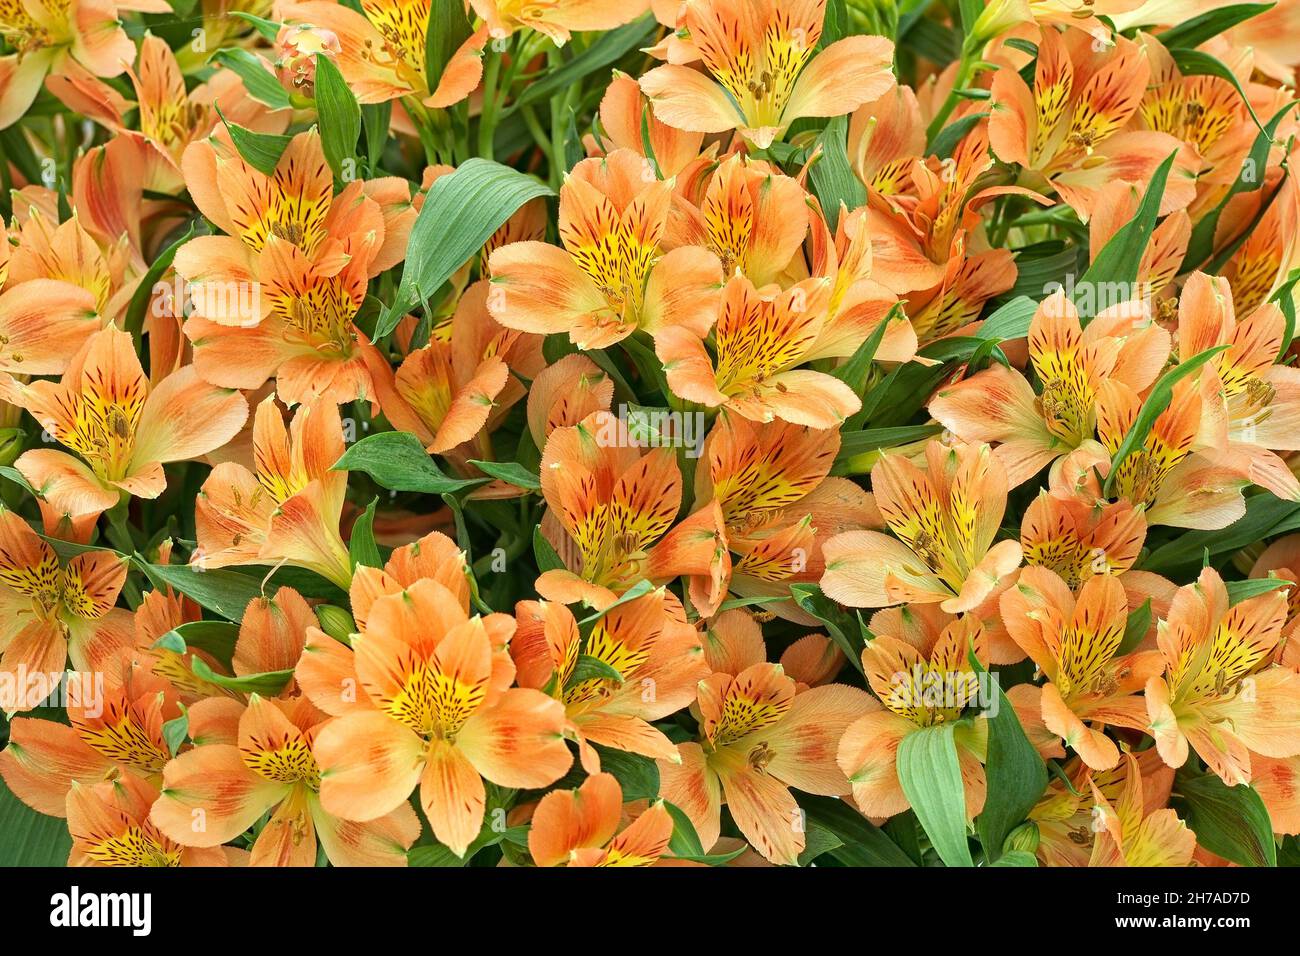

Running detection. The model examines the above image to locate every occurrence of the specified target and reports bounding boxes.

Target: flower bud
[315,604,356,644]
[274,23,342,99]
[1003,821,1041,856]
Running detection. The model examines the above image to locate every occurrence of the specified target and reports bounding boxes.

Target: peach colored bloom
[640,0,895,148]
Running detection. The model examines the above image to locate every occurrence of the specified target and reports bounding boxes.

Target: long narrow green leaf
[897,723,974,866]
[380,160,554,336]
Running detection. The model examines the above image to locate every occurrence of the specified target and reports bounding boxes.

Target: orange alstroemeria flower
[1087,751,1197,867]
[0,663,176,815]
[512,591,708,772]
[179,130,413,404]
[5,201,133,321]
[805,203,915,363]
[488,148,723,350]
[310,579,572,857]
[375,280,544,458]
[658,274,863,429]
[988,26,1197,219]
[703,607,846,688]
[1217,158,1300,317]
[151,694,421,866]
[820,441,1023,613]
[523,353,614,450]
[109,35,289,194]
[1028,748,1177,867]
[176,127,411,302]
[640,0,895,149]
[1146,567,1300,787]
[854,118,1031,313]
[2,325,248,522]
[1177,272,1300,503]
[663,152,810,288]
[537,410,731,615]
[1020,472,1148,589]
[277,0,486,107]
[295,530,480,718]
[528,771,675,867]
[0,507,131,696]
[1092,373,1249,531]
[929,290,1171,487]
[838,615,989,819]
[0,275,100,378]
[589,70,707,180]
[659,661,871,865]
[194,397,353,589]
[0,0,168,129]
[1000,568,1163,769]
[694,413,881,620]
[1134,35,1256,215]
[68,775,232,867]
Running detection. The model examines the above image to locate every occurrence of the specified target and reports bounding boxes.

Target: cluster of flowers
[1,0,1299,869]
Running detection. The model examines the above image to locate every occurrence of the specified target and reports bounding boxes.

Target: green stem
[519,104,552,160]
[476,47,503,158]
[925,42,979,146]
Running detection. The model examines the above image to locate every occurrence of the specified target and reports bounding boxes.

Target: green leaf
[381,159,554,336]
[788,583,866,673]
[349,497,383,569]
[153,620,240,667]
[163,708,189,757]
[511,16,659,112]
[591,745,659,801]
[1157,2,1274,49]
[1172,771,1276,867]
[663,802,748,864]
[832,303,897,415]
[217,106,291,175]
[190,657,294,696]
[990,849,1038,867]
[122,223,197,349]
[897,723,974,866]
[408,821,527,866]
[1226,575,1294,604]
[334,431,488,493]
[468,459,541,491]
[1117,598,1152,655]
[835,424,944,466]
[1141,495,1300,576]
[1104,346,1228,497]
[532,526,565,573]
[810,114,865,232]
[209,49,292,110]
[1184,101,1296,269]
[1072,151,1176,322]
[974,295,1038,341]
[0,777,71,865]
[136,560,263,621]
[800,795,918,866]
[576,579,656,626]
[797,821,844,866]
[230,10,281,40]
[362,100,392,171]
[930,111,987,160]
[665,801,705,857]
[314,54,362,181]
[566,654,623,686]
[971,654,1048,862]
[424,0,473,95]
